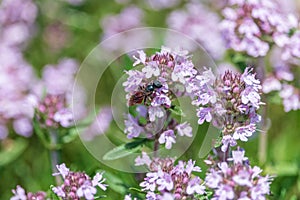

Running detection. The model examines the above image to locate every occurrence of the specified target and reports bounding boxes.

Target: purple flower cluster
[0,47,37,139]
[262,49,300,112]
[100,6,152,52]
[81,107,113,141]
[52,163,107,200]
[281,30,300,60]
[125,47,197,106]
[193,67,263,151]
[135,152,205,199]
[220,0,298,57]
[114,0,180,10]
[123,47,197,149]
[167,2,225,59]
[205,149,273,199]
[35,58,87,128]
[0,0,38,140]
[0,0,38,48]
[11,185,46,200]
[263,75,300,112]
[279,84,300,112]
[36,94,73,128]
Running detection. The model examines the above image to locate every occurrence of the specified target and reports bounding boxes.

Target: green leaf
[268,92,282,105]
[95,195,107,199]
[170,105,185,117]
[61,128,78,144]
[104,172,127,194]
[123,55,134,71]
[265,162,299,176]
[124,138,148,149]
[194,190,213,200]
[103,142,142,160]
[213,134,223,148]
[129,187,147,194]
[0,138,28,166]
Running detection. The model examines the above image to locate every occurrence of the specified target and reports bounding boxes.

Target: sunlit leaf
[0,138,28,166]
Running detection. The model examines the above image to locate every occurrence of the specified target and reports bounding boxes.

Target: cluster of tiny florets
[220,0,298,57]
[11,185,46,200]
[135,152,205,199]
[52,163,107,200]
[123,47,197,149]
[193,67,263,151]
[36,94,73,128]
[205,149,273,199]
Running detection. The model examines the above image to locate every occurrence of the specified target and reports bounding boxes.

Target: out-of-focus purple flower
[114,0,179,10]
[282,31,300,60]
[194,67,263,151]
[124,114,145,139]
[146,0,180,10]
[175,122,192,137]
[0,46,37,139]
[148,106,165,122]
[81,107,113,141]
[136,153,205,199]
[11,185,46,200]
[100,6,153,52]
[12,118,33,137]
[167,2,225,59]
[43,22,71,52]
[0,124,8,140]
[262,47,300,112]
[135,151,152,167]
[280,84,300,112]
[52,163,107,200]
[42,58,78,95]
[0,0,37,48]
[262,76,281,93]
[220,0,298,57]
[35,58,87,128]
[205,149,273,199]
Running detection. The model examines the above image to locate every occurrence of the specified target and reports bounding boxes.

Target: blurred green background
[1,0,300,199]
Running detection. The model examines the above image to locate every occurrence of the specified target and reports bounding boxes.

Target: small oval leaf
[103,144,141,160]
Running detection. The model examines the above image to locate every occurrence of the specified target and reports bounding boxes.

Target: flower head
[11,185,46,200]
[136,153,205,199]
[194,67,263,151]
[52,163,107,200]
[220,0,298,57]
[123,47,197,149]
[205,149,273,199]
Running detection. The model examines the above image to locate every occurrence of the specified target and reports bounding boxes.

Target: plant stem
[49,130,62,185]
[153,134,160,158]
